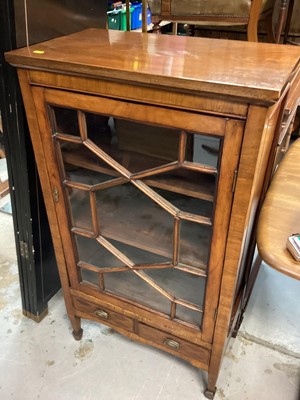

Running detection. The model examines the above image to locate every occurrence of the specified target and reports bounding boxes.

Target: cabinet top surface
[5,28,300,103]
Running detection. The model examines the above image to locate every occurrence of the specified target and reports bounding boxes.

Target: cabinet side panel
[207,104,270,391]
[17,69,75,322]
[232,95,286,317]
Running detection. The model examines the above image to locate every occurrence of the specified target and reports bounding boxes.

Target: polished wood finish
[5,29,300,103]
[27,70,249,117]
[5,29,300,399]
[257,138,300,279]
[231,71,300,336]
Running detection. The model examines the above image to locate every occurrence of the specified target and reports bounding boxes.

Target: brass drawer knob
[95,309,109,319]
[163,338,180,350]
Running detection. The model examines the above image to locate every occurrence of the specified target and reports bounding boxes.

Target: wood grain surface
[7,28,300,397]
[257,138,300,279]
[5,28,300,103]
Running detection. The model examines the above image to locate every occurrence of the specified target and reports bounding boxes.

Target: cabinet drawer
[138,323,210,364]
[73,297,133,332]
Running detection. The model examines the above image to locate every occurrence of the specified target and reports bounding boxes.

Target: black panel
[14,0,108,46]
[1,0,107,320]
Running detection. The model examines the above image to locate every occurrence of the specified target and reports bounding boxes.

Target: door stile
[30,85,81,289]
[201,118,245,343]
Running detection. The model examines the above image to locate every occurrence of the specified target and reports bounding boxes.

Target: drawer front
[73,297,134,332]
[138,322,210,364]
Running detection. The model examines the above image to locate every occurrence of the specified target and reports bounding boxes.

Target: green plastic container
[120,7,134,31]
[107,10,121,30]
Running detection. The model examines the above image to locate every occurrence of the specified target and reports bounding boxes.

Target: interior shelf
[70,183,211,269]
[62,148,216,201]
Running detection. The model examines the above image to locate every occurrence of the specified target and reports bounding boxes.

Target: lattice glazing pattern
[49,106,221,328]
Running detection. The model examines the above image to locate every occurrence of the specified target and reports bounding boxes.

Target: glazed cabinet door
[32,86,244,343]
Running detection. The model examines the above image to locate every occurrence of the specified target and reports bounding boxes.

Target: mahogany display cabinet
[5,29,300,398]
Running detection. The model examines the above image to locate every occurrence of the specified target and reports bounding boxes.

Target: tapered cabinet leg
[204,388,216,399]
[70,315,83,341]
[205,364,219,399]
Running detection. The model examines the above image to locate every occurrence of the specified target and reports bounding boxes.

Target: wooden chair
[145,0,290,42]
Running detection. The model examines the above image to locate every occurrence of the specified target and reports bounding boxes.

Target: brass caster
[72,328,83,341]
[204,388,216,399]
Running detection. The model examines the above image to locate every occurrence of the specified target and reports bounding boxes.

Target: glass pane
[75,235,170,270]
[187,132,220,168]
[81,268,100,289]
[155,188,213,217]
[52,107,112,141]
[54,111,182,176]
[67,168,118,186]
[76,235,125,268]
[52,106,80,136]
[114,118,179,172]
[50,103,222,321]
[143,168,216,202]
[175,305,203,327]
[60,141,119,183]
[146,268,206,308]
[85,116,179,174]
[67,188,92,232]
[104,270,171,314]
[109,239,171,265]
[85,112,111,143]
[179,220,211,268]
[96,183,174,261]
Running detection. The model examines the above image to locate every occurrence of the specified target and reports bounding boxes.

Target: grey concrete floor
[0,193,300,400]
